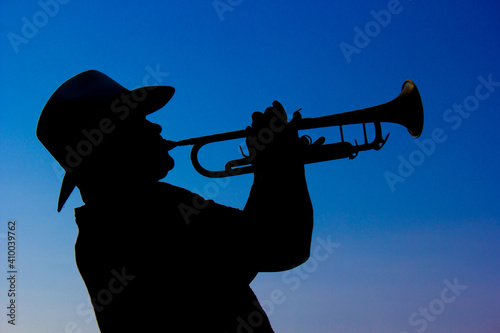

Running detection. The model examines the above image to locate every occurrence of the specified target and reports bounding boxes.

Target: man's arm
[181,102,314,273]
[243,101,314,272]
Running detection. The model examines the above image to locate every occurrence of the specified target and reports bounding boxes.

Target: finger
[298,135,311,146]
[292,110,302,120]
[263,106,275,119]
[312,136,326,146]
[272,100,287,121]
[263,100,286,122]
[251,111,265,128]
[272,100,285,112]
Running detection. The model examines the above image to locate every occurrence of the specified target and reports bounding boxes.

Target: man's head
[37,70,175,211]
[80,116,175,185]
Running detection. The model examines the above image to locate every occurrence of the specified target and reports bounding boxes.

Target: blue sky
[1,1,499,332]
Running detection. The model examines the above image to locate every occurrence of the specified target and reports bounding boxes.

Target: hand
[245,101,308,174]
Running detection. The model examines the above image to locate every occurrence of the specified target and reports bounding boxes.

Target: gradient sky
[1,1,499,332]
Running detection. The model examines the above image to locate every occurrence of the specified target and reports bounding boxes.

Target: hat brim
[133,86,175,116]
[58,173,77,212]
[56,85,175,212]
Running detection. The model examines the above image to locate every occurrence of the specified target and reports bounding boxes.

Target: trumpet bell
[393,80,424,138]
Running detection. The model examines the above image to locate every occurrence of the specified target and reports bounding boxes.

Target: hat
[36,70,175,212]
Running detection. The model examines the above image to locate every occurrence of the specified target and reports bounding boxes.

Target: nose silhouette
[144,120,162,135]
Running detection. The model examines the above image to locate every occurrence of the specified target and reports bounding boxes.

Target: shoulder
[154,182,206,206]
[155,182,196,197]
[154,182,246,224]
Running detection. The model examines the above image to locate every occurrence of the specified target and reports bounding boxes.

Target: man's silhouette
[37,70,313,332]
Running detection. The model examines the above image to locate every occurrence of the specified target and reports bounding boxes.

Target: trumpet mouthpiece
[164,140,179,151]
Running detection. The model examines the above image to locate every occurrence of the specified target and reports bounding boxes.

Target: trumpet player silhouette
[36,70,314,332]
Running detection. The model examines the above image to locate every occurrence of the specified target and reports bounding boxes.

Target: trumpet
[169,80,424,178]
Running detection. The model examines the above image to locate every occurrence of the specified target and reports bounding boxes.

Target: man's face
[112,117,174,182]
